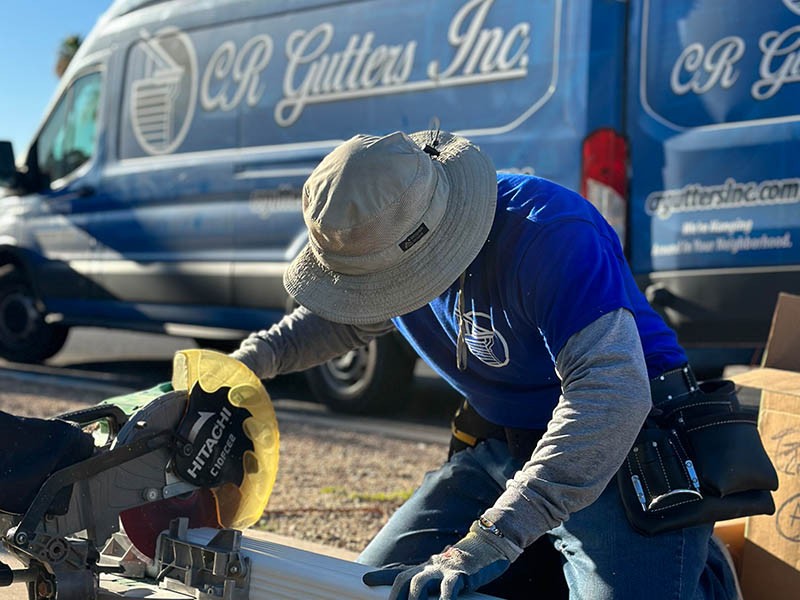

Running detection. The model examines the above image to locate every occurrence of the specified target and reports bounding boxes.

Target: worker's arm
[363,308,651,600]
[230,305,395,379]
[482,307,651,547]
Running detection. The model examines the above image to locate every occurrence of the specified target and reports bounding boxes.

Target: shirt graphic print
[455,296,510,368]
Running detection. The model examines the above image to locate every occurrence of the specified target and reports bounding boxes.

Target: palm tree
[55,35,83,78]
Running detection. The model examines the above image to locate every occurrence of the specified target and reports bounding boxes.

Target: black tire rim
[318,339,378,398]
[0,285,39,346]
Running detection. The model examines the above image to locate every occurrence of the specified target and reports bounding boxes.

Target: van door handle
[75,184,95,198]
[46,185,96,212]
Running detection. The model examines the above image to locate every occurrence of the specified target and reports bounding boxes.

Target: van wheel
[0,267,69,363]
[305,333,417,415]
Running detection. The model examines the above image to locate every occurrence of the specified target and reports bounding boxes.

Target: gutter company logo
[783,0,800,16]
[130,28,198,155]
[456,308,510,368]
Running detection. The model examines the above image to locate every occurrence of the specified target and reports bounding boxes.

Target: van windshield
[36,71,102,187]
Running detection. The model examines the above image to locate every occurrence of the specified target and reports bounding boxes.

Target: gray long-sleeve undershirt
[230,305,394,378]
[483,308,651,548]
[231,306,651,551]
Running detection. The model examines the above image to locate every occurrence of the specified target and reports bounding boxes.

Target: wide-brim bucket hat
[283,130,497,325]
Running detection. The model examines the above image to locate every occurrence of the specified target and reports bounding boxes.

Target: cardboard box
[730,293,800,600]
[714,517,747,577]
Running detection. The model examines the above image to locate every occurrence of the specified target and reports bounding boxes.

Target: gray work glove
[362,519,523,600]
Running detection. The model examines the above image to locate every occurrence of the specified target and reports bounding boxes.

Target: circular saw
[0,350,280,599]
[120,349,281,556]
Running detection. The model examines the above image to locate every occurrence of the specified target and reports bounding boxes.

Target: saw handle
[56,404,129,432]
[10,429,175,548]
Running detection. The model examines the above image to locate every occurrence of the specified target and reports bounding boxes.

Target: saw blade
[119,490,220,559]
[112,390,216,558]
[119,350,279,557]
[172,349,280,530]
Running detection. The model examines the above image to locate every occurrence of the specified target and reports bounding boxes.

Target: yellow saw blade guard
[172,349,280,529]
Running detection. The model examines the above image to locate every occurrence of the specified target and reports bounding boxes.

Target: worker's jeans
[358,438,739,600]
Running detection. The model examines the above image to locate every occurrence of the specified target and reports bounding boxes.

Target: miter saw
[0,350,280,600]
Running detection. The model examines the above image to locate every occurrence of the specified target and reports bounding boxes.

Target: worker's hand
[362,519,522,600]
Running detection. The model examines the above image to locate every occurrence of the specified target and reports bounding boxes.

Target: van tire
[0,267,69,363]
[305,333,417,415]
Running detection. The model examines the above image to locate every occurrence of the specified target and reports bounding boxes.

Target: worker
[229,130,740,599]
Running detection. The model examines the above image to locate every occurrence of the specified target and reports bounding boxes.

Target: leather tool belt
[449,400,545,461]
[617,364,779,535]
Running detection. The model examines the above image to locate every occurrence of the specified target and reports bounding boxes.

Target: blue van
[1,0,798,412]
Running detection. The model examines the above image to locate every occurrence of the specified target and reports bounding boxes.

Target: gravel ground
[0,375,448,554]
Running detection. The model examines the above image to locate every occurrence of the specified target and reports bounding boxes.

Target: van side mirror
[0,141,17,186]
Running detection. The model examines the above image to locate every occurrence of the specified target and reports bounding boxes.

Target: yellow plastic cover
[172,349,280,529]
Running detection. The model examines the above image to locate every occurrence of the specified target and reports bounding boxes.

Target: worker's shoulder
[496,172,602,231]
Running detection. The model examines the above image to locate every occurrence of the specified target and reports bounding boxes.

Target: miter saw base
[94,518,250,600]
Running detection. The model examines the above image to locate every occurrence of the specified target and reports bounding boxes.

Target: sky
[0,0,111,159]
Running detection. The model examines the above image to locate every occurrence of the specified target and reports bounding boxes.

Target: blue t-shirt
[392,173,687,428]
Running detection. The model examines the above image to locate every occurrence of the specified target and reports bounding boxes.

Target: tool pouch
[617,379,779,536]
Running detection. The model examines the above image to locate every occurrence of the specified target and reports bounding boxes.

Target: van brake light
[581,129,628,248]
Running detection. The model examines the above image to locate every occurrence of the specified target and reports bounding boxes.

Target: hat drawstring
[456,271,468,372]
[422,118,442,158]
